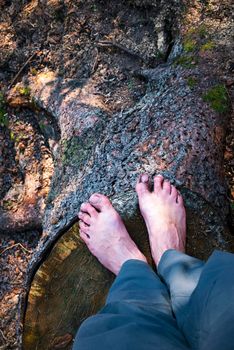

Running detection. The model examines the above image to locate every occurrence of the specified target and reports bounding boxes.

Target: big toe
[89,193,111,211]
[136,174,150,196]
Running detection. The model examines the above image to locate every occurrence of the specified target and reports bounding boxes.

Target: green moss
[61,112,106,167]
[186,27,196,36]
[174,55,198,68]
[183,39,197,52]
[62,135,95,166]
[18,86,31,96]
[198,24,208,38]
[30,68,38,76]
[187,76,198,88]
[39,122,46,131]
[186,24,207,40]
[18,131,26,140]
[3,199,14,209]
[203,84,229,113]
[10,131,15,140]
[0,92,8,127]
[48,134,96,203]
[201,41,215,51]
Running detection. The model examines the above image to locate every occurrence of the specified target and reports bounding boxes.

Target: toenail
[141,174,149,183]
[90,194,101,203]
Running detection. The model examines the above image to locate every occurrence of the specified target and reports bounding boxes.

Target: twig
[0,243,32,256]
[91,48,99,75]
[97,40,144,61]
[8,51,37,89]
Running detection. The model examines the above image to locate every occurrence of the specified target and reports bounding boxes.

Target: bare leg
[136,174,186,267]
[78,193,147,275]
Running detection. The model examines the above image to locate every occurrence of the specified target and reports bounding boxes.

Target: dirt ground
[0,0,233,348]
[0,231,40,349]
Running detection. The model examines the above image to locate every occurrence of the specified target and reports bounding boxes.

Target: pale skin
[78,174,186,275]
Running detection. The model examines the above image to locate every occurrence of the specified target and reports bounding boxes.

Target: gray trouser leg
[158,249,205,329]
[73,249,234,350]
[159,249,234,350]
[179,250,234,350]
[73,259,189,350]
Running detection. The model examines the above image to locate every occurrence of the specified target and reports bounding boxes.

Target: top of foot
[78,193,147,275]
[136,174,186,266]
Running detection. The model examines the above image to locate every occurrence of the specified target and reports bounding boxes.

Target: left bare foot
[78,193,147,275]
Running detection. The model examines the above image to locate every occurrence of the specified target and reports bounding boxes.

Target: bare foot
[136,174,186,266]
[78,193,147,275]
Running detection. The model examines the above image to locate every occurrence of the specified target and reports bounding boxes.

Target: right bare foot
[136,174,186,266]
[78,193,147,275]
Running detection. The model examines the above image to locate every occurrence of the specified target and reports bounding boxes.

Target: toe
[153,175,164,193]
[162,180,171,194]
[170,186,178,200]
[80,202,98,218]
[177,193,184,205]
[136,173,150,196]
[80,230,90,242]
[79,220,90,233]
[80,202,89,212]
[78,212,91,225]
[89,193,111,211]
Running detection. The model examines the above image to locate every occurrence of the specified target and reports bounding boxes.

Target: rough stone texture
[29,64,230,239]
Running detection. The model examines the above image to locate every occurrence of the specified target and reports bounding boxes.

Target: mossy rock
[203,84,229,113]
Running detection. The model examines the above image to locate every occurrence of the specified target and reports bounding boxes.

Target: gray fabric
[73,250,234,350]
[180,250,234,350]
[158,249,205,330]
